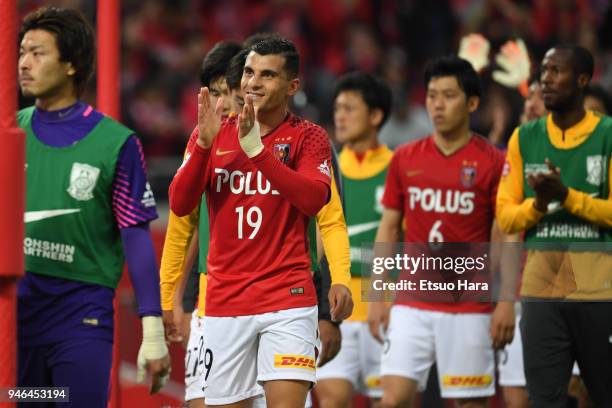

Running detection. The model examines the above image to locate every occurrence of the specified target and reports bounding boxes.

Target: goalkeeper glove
[493,39,531,90]
[458,33,490,72]
[137,316,170,393]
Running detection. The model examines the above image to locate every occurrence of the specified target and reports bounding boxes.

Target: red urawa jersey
[382,134,504,313]
[185,114,331,317]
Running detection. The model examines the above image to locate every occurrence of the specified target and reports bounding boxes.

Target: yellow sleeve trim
[316,176,351,287]
[196,274,207,317]
[160,208,199,310]
[563,187,612,228]
[497,128,545,233]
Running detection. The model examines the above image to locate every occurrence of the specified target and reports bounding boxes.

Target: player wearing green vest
[17,7,169,406]
[497,44,612,407]
[317,72,392,408]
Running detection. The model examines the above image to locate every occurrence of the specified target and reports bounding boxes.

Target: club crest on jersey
[318,160,331,177]
[67,162,100,201]
[586,155,604,186]
[460,162,477,188]
[273,144,291,164]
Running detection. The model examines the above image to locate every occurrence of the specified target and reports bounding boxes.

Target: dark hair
[243,32,283,50]
[20,7,94,97]
[552,44,594,81]
[200,41,242,87]
[424,55,481,99]
[333,71,392,128]
[249,36,300,79]
[225,49,248,91]
[585,84,612,115]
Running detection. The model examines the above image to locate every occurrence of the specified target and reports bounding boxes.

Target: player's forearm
[317,182,351,286]
[159,211,197,310]
[169,144,210,216]
[250,149,330,216]
[496,197,544,234]
[320,227,351,287]
[563,188,612,228]
[176,231,199,313]
[315,257,333,322]
[121,224,162,317]
[494,224,521,301]
[182,259,200,313]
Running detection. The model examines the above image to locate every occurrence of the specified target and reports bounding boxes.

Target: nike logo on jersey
[546,192,598,214]
[405,169,423,177]
[348,221,380,237]
[24,209,81,223]
[216,148,237,156]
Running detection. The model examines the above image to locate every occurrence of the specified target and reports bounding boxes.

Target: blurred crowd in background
[18,0,612,200]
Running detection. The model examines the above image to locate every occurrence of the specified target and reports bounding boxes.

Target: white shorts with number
[498,305,525,387]
[381,305,495,399]
[317,321,382,398]
[202,306,318,405]
[185,311,207,401]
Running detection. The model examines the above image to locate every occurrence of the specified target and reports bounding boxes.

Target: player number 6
[428,220,444,243]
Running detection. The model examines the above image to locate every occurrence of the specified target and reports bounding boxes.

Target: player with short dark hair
[369,55,515,408]
[17,6,169,406]
[170,36,352,407]
[316,71,393,408]
[160,39,243,407]
[497,44,612,407]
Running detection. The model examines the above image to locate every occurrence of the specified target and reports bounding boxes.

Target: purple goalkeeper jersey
[18,102,160,346]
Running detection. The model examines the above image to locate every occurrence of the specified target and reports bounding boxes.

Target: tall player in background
[17,7,169,406]
[316,72,392,408]
[170,37,352,407]
[368,55,515,408]
[497,44,612,406]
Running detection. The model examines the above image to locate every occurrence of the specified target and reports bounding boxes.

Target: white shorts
[202,306,318,405]
[317,321,382,398]
[185,311,207,402]
[498,306,525,387]
[381,305,495,399]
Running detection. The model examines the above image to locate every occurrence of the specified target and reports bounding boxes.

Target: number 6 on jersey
[429,220,444,242]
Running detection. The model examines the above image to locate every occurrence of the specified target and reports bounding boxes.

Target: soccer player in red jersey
[368,55,515,408]
[169,37,352,407]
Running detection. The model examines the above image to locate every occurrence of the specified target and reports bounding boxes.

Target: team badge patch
[67,162,100,201]
[586,155,604,186]
[460,162,477,188]
[318,159,331,177]
[274,144,291,163]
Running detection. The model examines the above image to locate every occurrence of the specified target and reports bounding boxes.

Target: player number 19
[235,206,262,239]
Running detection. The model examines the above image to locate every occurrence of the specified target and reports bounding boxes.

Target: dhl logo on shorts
[274,354,316,371]
[366,376,381,389]
[442,375,492,388]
